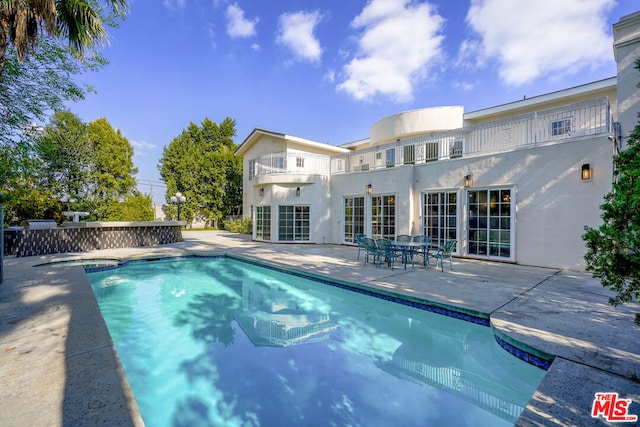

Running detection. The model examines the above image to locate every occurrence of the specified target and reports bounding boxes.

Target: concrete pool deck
[0,230,638,426]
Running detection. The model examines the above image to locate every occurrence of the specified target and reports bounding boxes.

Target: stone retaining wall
[3,222,184,257]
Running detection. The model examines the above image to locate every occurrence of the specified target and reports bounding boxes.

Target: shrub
[224,217,252,234]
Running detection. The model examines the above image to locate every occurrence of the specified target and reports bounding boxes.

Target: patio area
[0,230,638,426]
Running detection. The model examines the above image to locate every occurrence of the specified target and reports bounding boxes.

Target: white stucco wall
[264,178,331,244]
[325,135,613,270]
[614,11,640,149]
[410,136,612,270]
[328,166,415,244]
[370,106,464,145]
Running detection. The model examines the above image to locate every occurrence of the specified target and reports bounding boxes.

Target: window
[255,206,271,240]
[403,144,415,164]
[423,192,457,250]
[371,195,395,239]
[271,155,285,172]
[551,118,573,136]
[425,142,438,162]
[375,151,383,168]
[468,189,512,259]
[386,148,395,167]
[344,196,365,243]
[278,205,310,241]
[296,156,304,168]
[450,139,463,158]
[248,159,256,181]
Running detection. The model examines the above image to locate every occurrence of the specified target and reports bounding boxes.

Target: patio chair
[376,238,402,270]
[355,234,366,261]
[361,237,381,267]
[412,235,432,267]
[429,239,457,272]
[396,234,412,243]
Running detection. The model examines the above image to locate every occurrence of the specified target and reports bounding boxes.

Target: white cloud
[163,0,185,10]
[226,3,258,38]
[337,0,445,102]
[276,11,323,64]
[131,140,156,157]
[324,68,336,83]
[205,22,216,49]
[453,80,475,91]
[464,0,615,86]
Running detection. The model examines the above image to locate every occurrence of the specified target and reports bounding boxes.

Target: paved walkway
[0,230,638,426]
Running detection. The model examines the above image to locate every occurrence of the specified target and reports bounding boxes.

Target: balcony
[331,97,611,174]
[249,152,331,185]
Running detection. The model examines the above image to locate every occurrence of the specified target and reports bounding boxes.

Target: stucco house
[235,11,640,271]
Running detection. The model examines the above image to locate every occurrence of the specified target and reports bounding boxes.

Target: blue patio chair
[355,234,366,261]
[429,239,457,271]
[361,237,381,267]
[412,235,432,267]
[396,234,412,242]
[376,238,402,270]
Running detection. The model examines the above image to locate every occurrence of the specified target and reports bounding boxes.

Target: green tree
[28,112,141,222]
[103,193,154,221]
[2,185,60,225]
[583,59,640,325]
[36,110,93,201]
[87,117,137,218]
[158,117,242,226]
[0,0,128,75]
[0,38,105,185]
[0,38,106,147]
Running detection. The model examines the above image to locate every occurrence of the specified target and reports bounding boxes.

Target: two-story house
[235,11,640,271]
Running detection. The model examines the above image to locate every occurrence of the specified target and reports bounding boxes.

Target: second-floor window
[403,144,415,164]
[551,118,573,136]
[450,139,463,158]
[272,155,285,172]
[386,148,395,167]
[425,142,438,162]
[248,159,256,180]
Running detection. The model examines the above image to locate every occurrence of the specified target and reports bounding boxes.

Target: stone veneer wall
[4,222,184,257]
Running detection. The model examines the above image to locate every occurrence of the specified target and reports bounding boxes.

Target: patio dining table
[391,240,430,269]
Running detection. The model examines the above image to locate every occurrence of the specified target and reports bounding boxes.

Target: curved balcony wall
[370,106,464,145]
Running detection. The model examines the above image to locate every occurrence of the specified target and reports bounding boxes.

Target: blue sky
[71,0,638,203]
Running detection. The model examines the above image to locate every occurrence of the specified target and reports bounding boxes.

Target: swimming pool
[87,256,546,426]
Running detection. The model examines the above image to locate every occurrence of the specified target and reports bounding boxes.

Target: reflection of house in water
[235,279,338,347]
[377,327,533,424]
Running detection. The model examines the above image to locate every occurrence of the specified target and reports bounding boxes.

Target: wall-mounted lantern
[366,184,373,195]
[464,174,472,187]
[296,187,301,196]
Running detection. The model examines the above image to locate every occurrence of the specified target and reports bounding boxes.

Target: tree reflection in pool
[87,257,546,427]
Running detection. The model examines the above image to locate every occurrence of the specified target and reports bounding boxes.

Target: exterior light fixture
[258,188,264,197]
[296,187,301,196]
[464,175,472,187]
[366,184,373,195]
[170,192,186,221]
[581,164,591,181]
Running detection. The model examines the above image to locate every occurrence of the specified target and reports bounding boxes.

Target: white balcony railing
[250,152,331,179]
[330,97,611,174]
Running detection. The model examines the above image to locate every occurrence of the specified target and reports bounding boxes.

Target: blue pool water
[87,257,546,427]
